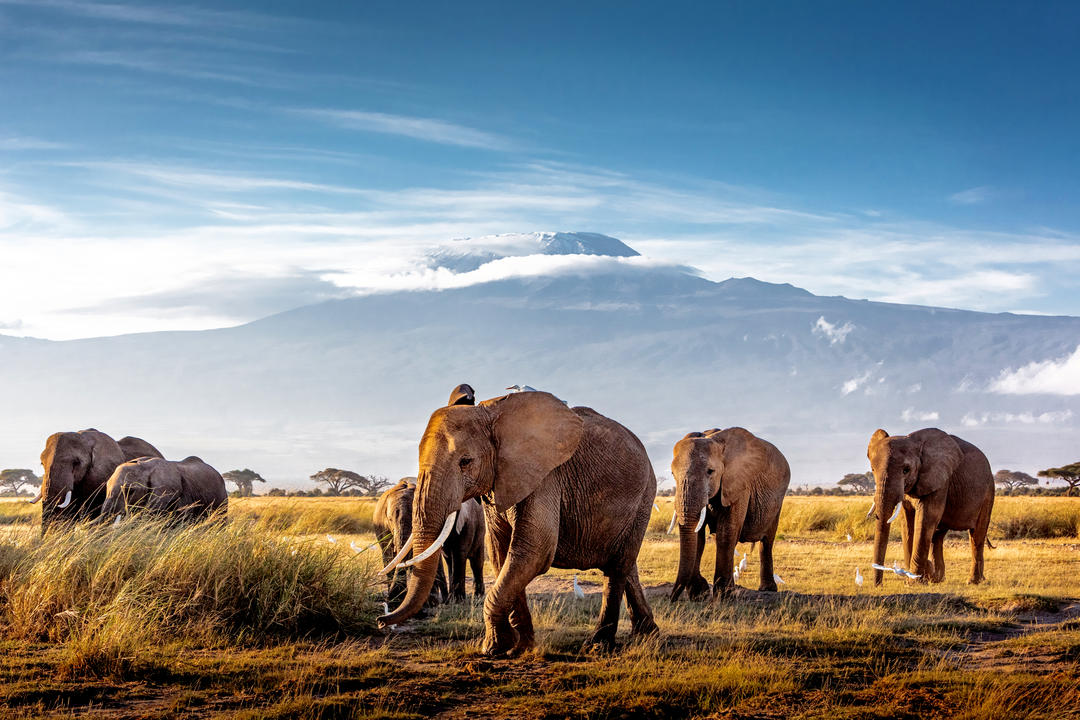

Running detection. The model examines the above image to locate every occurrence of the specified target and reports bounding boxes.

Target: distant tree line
[0,469,41,497]
[782,462,1080,497]
[220,467,392,497]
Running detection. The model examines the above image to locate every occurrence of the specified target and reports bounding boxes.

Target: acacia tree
[1038,462,1080,496]
[0,469,41,497]
[310,468,392,496]
[994,469,1039,495]
[222,468,266,497]
[837,471,875,494]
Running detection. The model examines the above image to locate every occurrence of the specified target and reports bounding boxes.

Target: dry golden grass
[0,495,1076,719]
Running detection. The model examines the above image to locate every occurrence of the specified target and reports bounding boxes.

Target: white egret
[505,384,537,393]
[773,573,786,585]
[845,533,853,542]
[573,575,585,600]
[653,502,660,512]
[871,562,921,580]
[733,566,741,583]
[855,567,864,587]
[738,555,748,573]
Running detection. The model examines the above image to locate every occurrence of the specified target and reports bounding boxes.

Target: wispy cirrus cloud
[948,186,995,205]
[293,108,514,150]
[0,136,67,150]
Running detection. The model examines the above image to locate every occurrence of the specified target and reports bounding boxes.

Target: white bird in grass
[738,555,748,573]
[855,567,864,587]
[871,562,921,580]
[773,573,785,585]
[573,575,585,600]
[846,533,853,543]
[351,540,379,554]
[326,534,336,544]
[506,384,537,393]
[733,566,741,583]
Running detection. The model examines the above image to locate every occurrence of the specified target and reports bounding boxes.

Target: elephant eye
[706,468,714,475]
[902,465,910,474]
[459,457,473,469]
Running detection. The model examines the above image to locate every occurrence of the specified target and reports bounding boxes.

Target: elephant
[669,428,790,600]
[117,436,164,461]
[378,390,659,656]
[868,428,995,585]
[448,383,476,407]
[36,429,127,534]
[443,494,486,602]
[100,456,228,523]
[373,478,449,606]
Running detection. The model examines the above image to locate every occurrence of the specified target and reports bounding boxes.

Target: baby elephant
[671,427,791,599]
[101,456,228,523]
[443,498,486,602]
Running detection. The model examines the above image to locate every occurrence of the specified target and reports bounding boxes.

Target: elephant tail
[985,537,996,550]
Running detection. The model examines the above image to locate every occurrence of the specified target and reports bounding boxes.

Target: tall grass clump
[231,497,377,535]
[776,498,895,541]
[0,516,382,675]
[990,497,1080,539]
[0,499,35,526]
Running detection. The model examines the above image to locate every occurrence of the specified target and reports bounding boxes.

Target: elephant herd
[31,428,227,532]
[30,386,995,657]
[372,385,995,656]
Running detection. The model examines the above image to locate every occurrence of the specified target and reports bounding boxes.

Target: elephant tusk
[666,511,677,534]
[377,533,415,575]
[887,504,901,524]
[28,491,42,504]
[865,501,875,520]
[57,490,73,509]
[403,511,458,568]
[693,506,707,533]
[653,502,660,512]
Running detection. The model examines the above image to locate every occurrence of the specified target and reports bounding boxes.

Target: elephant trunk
[871,484,900,586]
[378,529,442,627]
[670,524,702,600]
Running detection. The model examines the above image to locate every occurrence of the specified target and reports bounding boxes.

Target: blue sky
[1,1,1079,338]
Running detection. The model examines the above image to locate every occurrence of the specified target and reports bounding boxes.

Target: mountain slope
[1,235,1077,487]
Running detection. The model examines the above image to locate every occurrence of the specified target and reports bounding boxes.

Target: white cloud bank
[990,345,1080,396]
[901,408,939,422]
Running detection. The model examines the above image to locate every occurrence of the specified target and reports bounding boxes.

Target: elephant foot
[583,625,618,653]
[481,624,519,658]
[967,575,986,585]
[758,581,778,592]
[711,578,736,599]
[630,617,660,638]
[671,574,710,601]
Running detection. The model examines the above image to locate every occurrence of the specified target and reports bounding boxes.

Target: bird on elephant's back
[669,427,790,601]
[378,390,659,657]
[867,428,994,586]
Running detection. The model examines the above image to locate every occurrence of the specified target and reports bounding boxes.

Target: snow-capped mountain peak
[426,231,639,272]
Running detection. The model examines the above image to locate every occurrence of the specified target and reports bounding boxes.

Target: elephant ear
[913,429,962,496]
[490,391,584,513]
[715,431,760,508]
[87,431,125,487]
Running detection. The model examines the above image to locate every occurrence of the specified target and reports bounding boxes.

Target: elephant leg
[911,500,941,583]
[968,497,993,584]
[586,571,626,651]
[450,547,467,603]
[481,537,552,657]
[508,592,533,654]
[930,528,947,583]
[469,552,485,599]
[901,501,916,571]
[757,534,778,592]
[711,503,744,597]
[623,565,659,637]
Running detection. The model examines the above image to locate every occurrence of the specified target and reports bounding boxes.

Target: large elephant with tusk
[378,391,658,656]
[100,456,228,524]
[867,428,994,585]
[36,429,128,534]
[373,478,449,606]
[669,428,790,600]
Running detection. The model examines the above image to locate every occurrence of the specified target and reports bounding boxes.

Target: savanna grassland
[0,496,1078,719]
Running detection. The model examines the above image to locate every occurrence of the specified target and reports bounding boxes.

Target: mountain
[1,233,1077,488]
